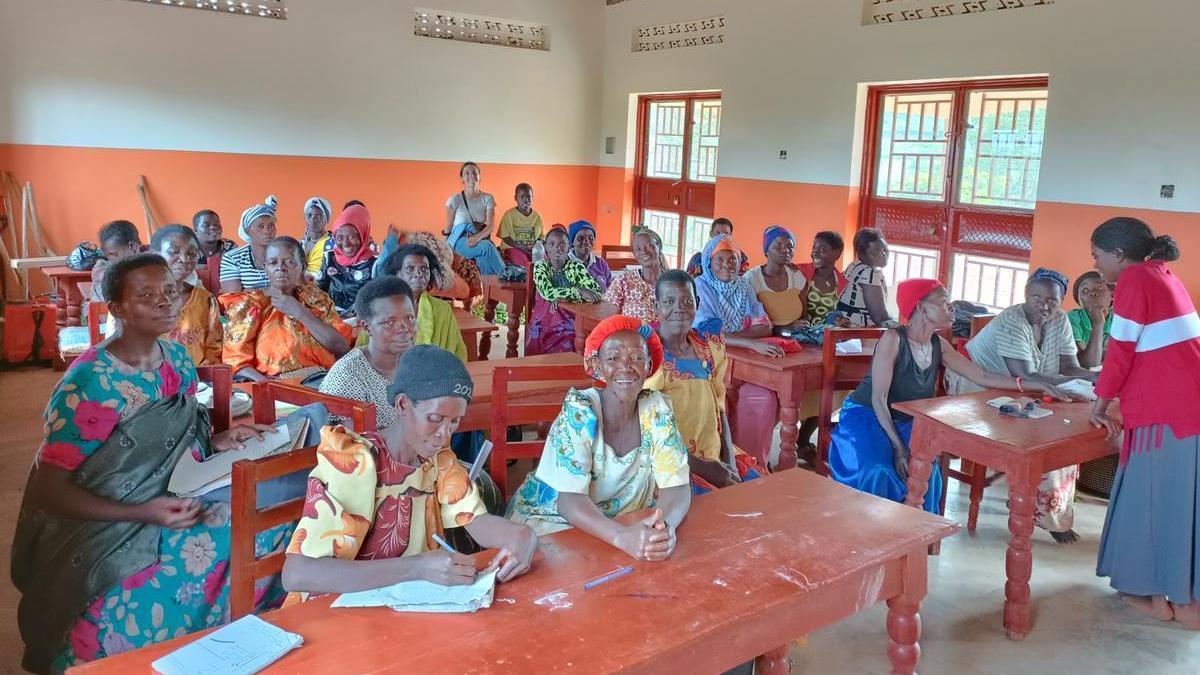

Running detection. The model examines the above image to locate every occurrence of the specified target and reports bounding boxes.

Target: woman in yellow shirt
[150,224,222,365]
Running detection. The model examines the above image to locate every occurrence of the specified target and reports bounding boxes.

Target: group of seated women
[15,208,1199,672]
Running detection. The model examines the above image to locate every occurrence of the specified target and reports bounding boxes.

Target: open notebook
[152,615,301,675]
[167,417,309,498]
[331,568,498,614]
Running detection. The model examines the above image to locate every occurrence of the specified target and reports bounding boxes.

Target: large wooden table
[481,276,529,358]
[725,346,831,471]
[40,265,92,328]
[560,300,619,353]
[893,391,1118,641]
[453,307,497,361]
[72,469,958,675]
[459,352,588,431]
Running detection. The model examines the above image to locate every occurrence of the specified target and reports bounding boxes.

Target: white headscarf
[238,195,278,243]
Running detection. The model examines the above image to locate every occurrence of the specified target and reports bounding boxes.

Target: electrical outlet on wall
[779,150,788,160]
[1161,184,1175,198]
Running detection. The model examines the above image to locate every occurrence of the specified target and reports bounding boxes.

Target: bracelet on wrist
[1015,376,1024,393]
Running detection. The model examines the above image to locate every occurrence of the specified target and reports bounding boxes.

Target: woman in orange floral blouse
[151,224,221,365]
[281,345,536,599]
[221,236,353,384]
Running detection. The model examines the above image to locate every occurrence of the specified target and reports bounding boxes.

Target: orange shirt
[220,283,353,378]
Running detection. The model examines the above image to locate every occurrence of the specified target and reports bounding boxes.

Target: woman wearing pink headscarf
[318,204,377,317]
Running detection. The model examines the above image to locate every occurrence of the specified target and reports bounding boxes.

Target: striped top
[1096,261,1200,438]
[838,261,886,327]
[218,244,269,290]
[964,302,1077,377]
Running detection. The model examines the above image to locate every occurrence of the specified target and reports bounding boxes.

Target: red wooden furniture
[601,243,638,271]
[488,362,588,497]
[453,306,497,361]
[197,257,222,296]
[560,300,619,353]
[229,447,317,620]
[196,364,233,433]
[85,301,106,346]
[970,313,997,337]
[40,265,91,328]
[725,346,827,471]
[459,352,589,433]
[250,380,377,431]
[894,391,1119,640]
[815,328,884,476]
[481,271,531,358]
[74,469,959,675]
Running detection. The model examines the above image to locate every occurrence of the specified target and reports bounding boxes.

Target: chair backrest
[196,364,233,433]
[969,314,997,338]
[229,447,317,619]
[86,304,107,346]
[489,363,588,497]
[815,327,885,476]
[198,257,223,296]
[601,244,637,271]
[251,380,377,432]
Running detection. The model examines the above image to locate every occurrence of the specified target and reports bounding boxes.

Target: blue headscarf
[693,234,767,333]
[239,195,277,242]
[762,225,794,254]
[1030,267,1069,296]
[568,220,595,244]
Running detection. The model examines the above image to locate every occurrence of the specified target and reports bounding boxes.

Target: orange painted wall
[1031,201,1200,302]
[0,144,600,258]
[712,177,857,266]
[594,166,635,249]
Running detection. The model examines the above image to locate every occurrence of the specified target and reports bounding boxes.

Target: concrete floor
[2,347,1199,674]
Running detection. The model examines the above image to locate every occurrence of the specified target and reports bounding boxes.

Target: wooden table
[893,391,1118,641]
[560,300,619,353]
[481,276,529,358]
[459,352,588,431]
[40,265,91,328]
[453,307,497,361]
[72,469,958,675]
[724,346,828,471]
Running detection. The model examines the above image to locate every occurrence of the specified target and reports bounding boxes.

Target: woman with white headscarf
[300,196,333,275]
[219,196,278,293]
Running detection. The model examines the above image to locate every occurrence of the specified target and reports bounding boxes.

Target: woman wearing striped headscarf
[219,195,277,293]
[300,196,333,275]
[946,267,1097,543]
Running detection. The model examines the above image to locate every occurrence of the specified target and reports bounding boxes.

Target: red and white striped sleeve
[1094,270,1148,400]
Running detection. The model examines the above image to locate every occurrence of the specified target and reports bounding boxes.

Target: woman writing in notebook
[283,345,537,598]
[11,254,284,673]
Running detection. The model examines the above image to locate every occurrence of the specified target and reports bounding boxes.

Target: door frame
[857,76,1049,281]
[632,91,722,262]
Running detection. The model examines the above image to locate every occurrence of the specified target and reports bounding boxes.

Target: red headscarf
[583,314,664,379]
[897,278,945,322]
[331,205,373,267]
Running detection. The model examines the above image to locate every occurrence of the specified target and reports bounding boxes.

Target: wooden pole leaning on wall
[0,171,27,302]
[23,182,55,257]
[137,175,159,240]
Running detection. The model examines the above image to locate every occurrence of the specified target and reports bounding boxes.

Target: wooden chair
[489,363,588,497]
[196,364,233,433]
[197,259,223,297]
[815,327,884,477]
[601,244,637,271]
[86,302,106,346]
[250,380,377,431]
[969,313,996,338]
[229,447,317,619]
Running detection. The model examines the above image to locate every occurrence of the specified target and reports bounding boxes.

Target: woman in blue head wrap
[567,220,612,291]
[693,234,782,357]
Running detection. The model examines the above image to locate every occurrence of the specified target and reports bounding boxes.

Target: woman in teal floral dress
[11,254,290,673]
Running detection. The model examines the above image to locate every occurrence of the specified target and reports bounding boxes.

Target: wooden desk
[72,469,958,675]
[893,392,1118,641]
[560,300,618,353]
[459,352,589,432]
[40,265,92,328]
[481,276,529,358]
[725,346,826,471]
[453,307,497,361]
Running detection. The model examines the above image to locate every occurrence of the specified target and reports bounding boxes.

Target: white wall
[0,0,603,166]
[598,0,1200,212]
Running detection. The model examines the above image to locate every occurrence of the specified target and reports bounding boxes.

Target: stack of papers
[1057,378,1098,401]
[168,417,309,498]
[152,615,302,675]
[835,339,863,355]
[194,383,253,418]
[332,569,498,614]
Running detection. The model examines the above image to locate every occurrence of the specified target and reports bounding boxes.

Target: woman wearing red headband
[829,279,1070,512]
[507,315,692,561]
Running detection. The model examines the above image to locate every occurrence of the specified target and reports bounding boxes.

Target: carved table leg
[887,549,927,675]
[777,400,799,471]
[480,299,498,358]
[754,645,791,675]
[505,295,520,358]
[903,421,935,510]
[1004,466,1037,640]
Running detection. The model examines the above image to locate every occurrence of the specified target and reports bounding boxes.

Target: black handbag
[66,242,104,271]
[460,191,488,234]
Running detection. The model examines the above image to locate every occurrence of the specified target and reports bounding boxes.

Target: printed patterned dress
[602,269,660,325]
[526,258,603,356]
[221,282,353,380]
[506,388,690,535]
[26,341,291,672]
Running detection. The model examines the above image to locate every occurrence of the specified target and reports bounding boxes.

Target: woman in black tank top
[828,279,1070,513]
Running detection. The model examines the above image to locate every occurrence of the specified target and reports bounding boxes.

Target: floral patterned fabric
[506,388,689,536]
[284,426,487,605]
[220,282,353,379]
[170,284,222,366]
[602,269,660,325]
[31,341,290,671]
[527,259,603,356]
[643,328,731,463]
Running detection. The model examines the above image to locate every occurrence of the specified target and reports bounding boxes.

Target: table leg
[465,334,479,361]
[777,400,799,471]
[505,297,520,358]
[903,421,935,510]
[754,645,791,675]
[887,550,927,675]
[481,300,498,358]
[1004,467,1037,640]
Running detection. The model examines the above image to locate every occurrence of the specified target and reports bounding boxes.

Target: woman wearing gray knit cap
[282,345,537,596]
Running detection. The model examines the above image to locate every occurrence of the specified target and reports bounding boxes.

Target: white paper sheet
[151,615,302,675]
[331,569,498,613]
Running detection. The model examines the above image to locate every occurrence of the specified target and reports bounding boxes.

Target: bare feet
[1050,528,1080,544]
[1171,601,1200,630]
[1122,594,1175,621]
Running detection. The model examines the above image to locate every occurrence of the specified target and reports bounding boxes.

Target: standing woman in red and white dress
[1090,217,1200,628]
